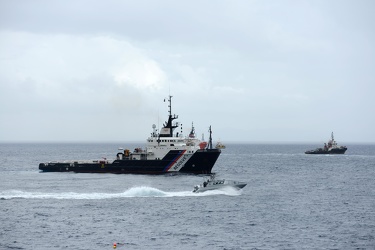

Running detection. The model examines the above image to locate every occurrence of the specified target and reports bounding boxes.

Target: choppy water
[0,143,374,249]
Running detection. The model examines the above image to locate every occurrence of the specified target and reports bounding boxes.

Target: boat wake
[0,186,242,200]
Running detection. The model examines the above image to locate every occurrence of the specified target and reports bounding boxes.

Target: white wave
[0,186,242,200]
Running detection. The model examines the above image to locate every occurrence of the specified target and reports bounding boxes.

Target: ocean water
[0,143,374,250]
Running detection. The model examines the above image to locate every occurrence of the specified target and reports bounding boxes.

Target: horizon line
[1,140,374,145]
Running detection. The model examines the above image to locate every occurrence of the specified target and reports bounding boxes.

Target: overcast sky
[0,0,374,143]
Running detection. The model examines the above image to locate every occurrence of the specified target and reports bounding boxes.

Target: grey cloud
[0,0,374,142]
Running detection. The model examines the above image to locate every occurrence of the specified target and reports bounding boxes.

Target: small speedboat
[192,174,247,193]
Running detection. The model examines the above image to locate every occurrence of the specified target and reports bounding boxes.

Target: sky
[0,0,374,143]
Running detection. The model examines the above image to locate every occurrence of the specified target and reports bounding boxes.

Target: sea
[0,143,374,250]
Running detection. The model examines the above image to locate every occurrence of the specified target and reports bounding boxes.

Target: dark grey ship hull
[305,147,347,154]
[39,149,221,174]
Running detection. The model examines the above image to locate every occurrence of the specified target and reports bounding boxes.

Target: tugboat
[215,140,226,149]
[305,132,347,154]
[39,96,221,174]
[192,174,247,193]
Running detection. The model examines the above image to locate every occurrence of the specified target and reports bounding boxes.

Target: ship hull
[39,149,221,174]
[305,148,347,155]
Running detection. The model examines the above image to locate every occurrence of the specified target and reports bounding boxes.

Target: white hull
[193,179,247,193]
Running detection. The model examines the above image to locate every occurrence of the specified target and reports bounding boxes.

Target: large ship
[305,132,347,154]
[39,96,221,174]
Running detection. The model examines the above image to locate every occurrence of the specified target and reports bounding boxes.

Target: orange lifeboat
[199,141,207,149]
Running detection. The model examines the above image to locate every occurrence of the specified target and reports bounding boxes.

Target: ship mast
[160,95,178,137]
[208,125,213,149]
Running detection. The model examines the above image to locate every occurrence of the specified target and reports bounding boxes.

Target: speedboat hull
[193,179,247,193]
